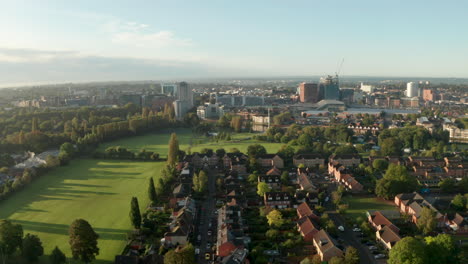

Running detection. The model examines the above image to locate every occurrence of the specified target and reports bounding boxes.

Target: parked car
[205,253,211,260]
[206,243,211,250]
[353,228,361,232]
[374,254,386,259]
[338,226,345,232]
[369,246,378,250]
[207,230,212,236]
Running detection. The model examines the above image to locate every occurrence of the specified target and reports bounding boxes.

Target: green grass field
[342,196,398,221]
[1,129,283,263]
[98,128,284,157]
[0,159,162,263]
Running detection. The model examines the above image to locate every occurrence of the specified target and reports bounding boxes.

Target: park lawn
[0,159,162,264]
[98,128,284,157]
[97,128,198,157]
[342,196,398,221]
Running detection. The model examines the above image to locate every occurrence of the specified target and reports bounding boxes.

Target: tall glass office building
[319,75,340,100]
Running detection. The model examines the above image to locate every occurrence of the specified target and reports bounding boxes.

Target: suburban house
[223,153,248,173]
[230,159,248,174]
[216,205,248,257]
[367,210,400,233]
[258,175,281,189]
[347,123,380,135]
[266,166,282,176]
[337,173,363,192]
[443,213,468,234]
[394,192,444,226]
[328,154,361,167]
[444,166,466,177]
[264,192,291,209]
[444,157,462,167]
[376,225,401,250]
[293,154,325,167]
[163,198,196,246]
[223,153,248,167]
[296,202,320,222]
[220,248,249,264]
[367,210,401,249]
[297,172,318,193]
[188,152,219,168]
[407,156,445,167]
[257,154,284,168]
[297,216,320,242]
[312,230,343,262]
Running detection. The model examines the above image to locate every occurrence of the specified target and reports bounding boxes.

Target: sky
[0,0,467,86]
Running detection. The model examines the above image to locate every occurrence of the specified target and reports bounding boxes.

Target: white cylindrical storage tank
[406,82,419,97]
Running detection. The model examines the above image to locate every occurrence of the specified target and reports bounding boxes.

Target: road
[196,167,217,263]
[328,212,376,264]
[323,179,376,264]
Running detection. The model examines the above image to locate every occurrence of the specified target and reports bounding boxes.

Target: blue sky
[0,0,467,86]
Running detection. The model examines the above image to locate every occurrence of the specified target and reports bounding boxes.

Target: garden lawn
[0,159,162,264]
[97,129,284,157]
[342,196,398,221]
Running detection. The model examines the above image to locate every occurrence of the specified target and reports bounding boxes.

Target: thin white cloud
[0,48,80,63]
[112,30,192,47]
[100,18,192,48]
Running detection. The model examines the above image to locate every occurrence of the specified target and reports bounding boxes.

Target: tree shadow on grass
[11,220,129,241]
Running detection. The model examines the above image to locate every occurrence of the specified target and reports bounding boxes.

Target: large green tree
[22,233,44,262]
[148,177,158,203]
[388,237,427,264]
[376,164,418,199]
[328,256,345,264]
[381,137,402,156]
[257,182,272,197]
[163,243,195,264]
[247,144,267,158]
[439,178,457,193]
[417,207,436,235]
[0,219,23,256]
[451,193,467,211]
[266,210,284,227]
[130,197,142,229]
[344,246,359,264]
[69,219,99,263]
[425,234,460,264]
[50,246,67,264]
[167,133,179,165]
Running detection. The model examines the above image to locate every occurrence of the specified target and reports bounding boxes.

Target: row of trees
[0,218,98,263]
[99,146,160,161]
[388,234,462,264]
[0,142,76,202]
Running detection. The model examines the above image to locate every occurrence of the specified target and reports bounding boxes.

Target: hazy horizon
[1,0,467,86]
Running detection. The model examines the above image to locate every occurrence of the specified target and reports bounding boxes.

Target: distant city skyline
[1,0,467,86]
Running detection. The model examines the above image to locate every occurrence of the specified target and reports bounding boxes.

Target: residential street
[196,168,217,264]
